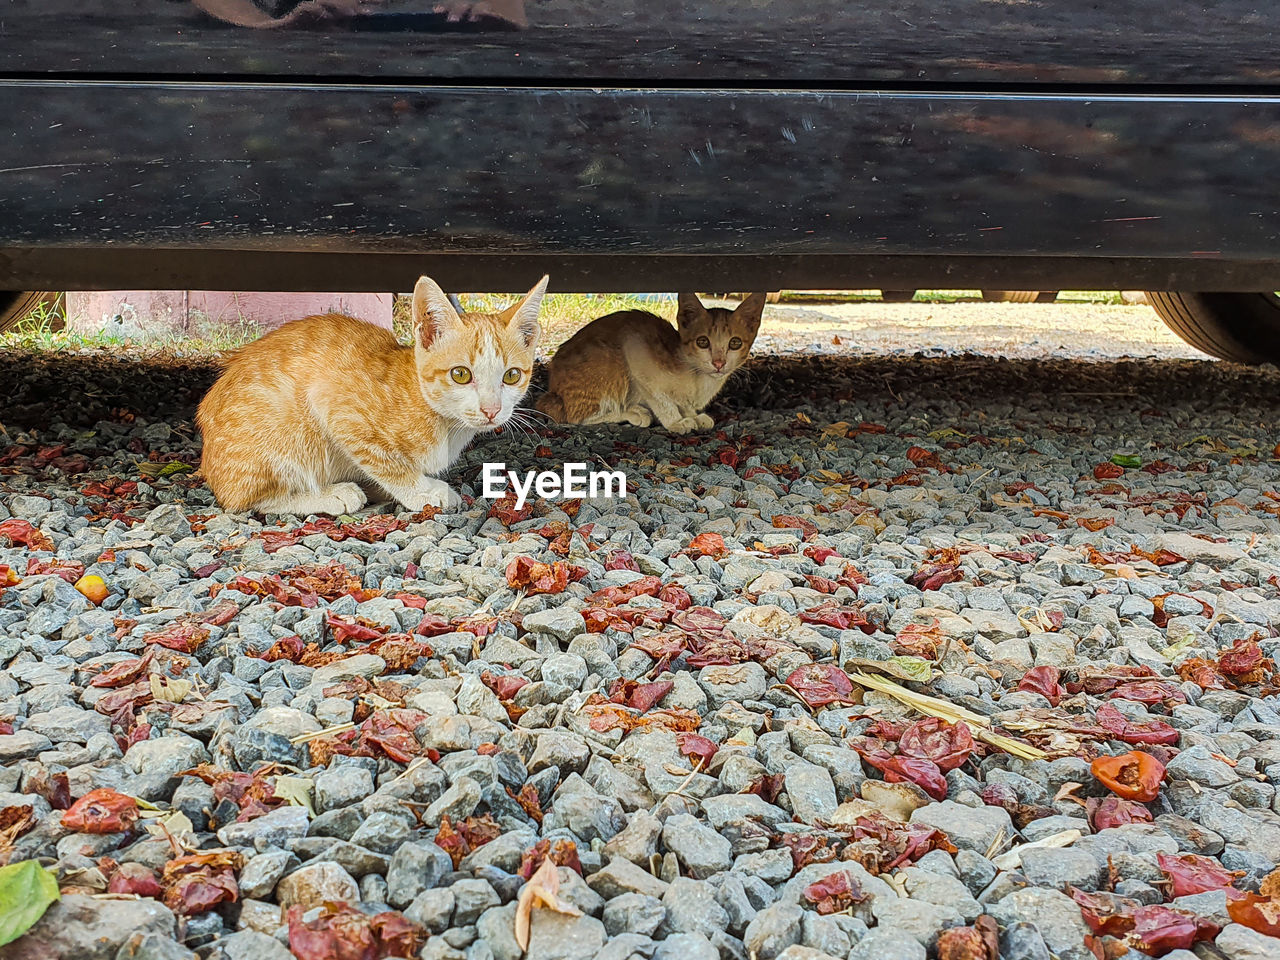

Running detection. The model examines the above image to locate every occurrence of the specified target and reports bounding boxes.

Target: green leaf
[885,656,933,683]
[1110,454,1142,468]
[136,461,195,479]
[0,859,60,947]
[272,776,316,818]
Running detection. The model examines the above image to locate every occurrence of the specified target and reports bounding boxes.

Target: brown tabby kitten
[198,275,547,514]
[537,292,765,433]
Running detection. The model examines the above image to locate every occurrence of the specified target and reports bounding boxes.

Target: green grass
[0,298,263,355]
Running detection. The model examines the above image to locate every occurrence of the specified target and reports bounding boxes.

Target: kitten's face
[676,292,766,377]
[411,276,548,430]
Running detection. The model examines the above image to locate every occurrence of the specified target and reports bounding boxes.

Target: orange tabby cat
[537,292,764,433]
[198,275,547,514]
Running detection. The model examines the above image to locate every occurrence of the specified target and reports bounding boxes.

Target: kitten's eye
[502,368,521,385]
[696,336,711,348]
[729,337,744,350]
[450,366,472,384]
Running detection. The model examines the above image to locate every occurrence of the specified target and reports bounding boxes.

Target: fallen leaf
[514,855,583,951]
[802,870,868,914]
[288,902,424,960]
[0,860,59,947]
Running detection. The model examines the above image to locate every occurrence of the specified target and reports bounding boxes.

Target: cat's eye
[696,336,711,348]
[450,366,472,384]
[502,368,522,385]
[729,337,744,350]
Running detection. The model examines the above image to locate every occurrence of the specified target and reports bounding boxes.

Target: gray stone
[988,888,1093,960]
[587,857,669,900]
[602,893,666,938]
[523,910,606,960]
[783,760,838,824]
[387,841,454,908]
[1019,846,1105,890]
[313,765,375,814]
[477,904,522,960]
[238,850,293,900]
[203,931,292,960]
[910,800,1013,854]
[1215,923,1280,960]
[5,894,175,960]
[523,606,587,643]
[1165,744,1240,787]
[662,814,732,879]
[217,804,309,849]
[660,877,729,938]
[652,933,718,960]
[870,897,961,948]
[407,888,456,933]
[698,662,767,708]
[602,810,662,865]
[846,929,927,960]
[112,932,196,960]
[275,861,359,910]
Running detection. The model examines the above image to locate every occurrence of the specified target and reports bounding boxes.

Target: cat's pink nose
[713,358,726,371]
[481,404,501,421]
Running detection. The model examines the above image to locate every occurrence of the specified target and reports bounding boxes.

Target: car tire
[0,291,61,334]
[1147,291,1280,364]
[982,290,1043,303]
[880,290,917,302]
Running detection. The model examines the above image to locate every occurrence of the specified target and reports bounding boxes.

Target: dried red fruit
[518,838,582,880]
[435,813,504,868]
[1218,636,1271,681]
[891,619,947,659]
[676,732,719,766]
[1092,751,1165,803]
[1130,904,1219,955]
[505,556,586,594]
[1093,462,1125,480]
[784,663,855,708]
[897,718,974,773]
[0,518,54,551]
[802,870,869,915]
[1095,703,1180,747]
[481,671,529,701]
[161,850,242,915]
[1107,679,1186,707]
[1156,852,1243,898]
[683,532,728,559]
[607,678,674,712]
[798,600,873,633]
[288,902,425,960]
[773,514,819,539]
[1086,797,1153,831]
[25,557,85,583]
[936,916,1000,960]
[908,561,963,591]
[108,862,163,898]
[1228,870,1280,937]
[1017,665,1066,706]
[745,773,786,804]
[61,788,139,834]
[805,545,840,564]
[1070,887,1139,937]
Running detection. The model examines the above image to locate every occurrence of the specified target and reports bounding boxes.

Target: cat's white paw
[623,406,653,427]
[694,413,714,430]
[401,477,462,512]
[668,417,699,435]
[332,482,368,514]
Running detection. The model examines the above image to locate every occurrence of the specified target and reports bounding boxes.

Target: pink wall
[65,291,394,339]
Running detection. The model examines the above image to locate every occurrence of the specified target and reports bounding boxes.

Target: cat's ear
[411,275,462,349]
[733,292,768,335]
[501,274,549,348]
[676,292,708,328]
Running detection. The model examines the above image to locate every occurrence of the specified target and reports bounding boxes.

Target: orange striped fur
[197,275,547,514]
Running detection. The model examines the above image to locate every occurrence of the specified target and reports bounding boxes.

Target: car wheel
[1147,291,1280,364]
[880,290,916,302]
[0,291,61,334]
[982,290,1044,303]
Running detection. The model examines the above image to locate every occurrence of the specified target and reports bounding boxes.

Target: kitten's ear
[676,292,708,328]
[733,292,768,335]
[501,274,549,348]
[412,275,462,349]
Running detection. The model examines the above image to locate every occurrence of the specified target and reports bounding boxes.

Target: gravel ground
[2,331,1280,960]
